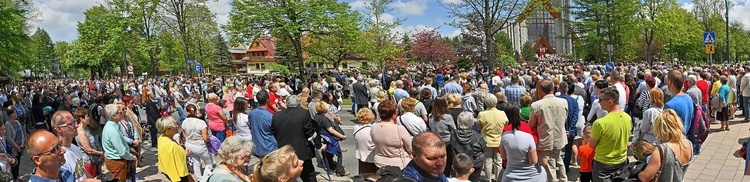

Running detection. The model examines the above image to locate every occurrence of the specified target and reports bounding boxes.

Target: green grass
[342,98,352,105]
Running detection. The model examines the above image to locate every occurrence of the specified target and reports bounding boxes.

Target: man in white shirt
[52,110,91,181]
[611,72,627,110]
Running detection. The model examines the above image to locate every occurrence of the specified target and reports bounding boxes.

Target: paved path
[17,106,750,181]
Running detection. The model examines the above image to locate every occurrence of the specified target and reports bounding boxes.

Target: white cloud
[29,0,104,42]
[728,0,750,30]
[449,28,463,37]
[679,2,695,12]
[350,0,367,10]
[207,0,231,27]
[393,24,433,36]
[441,0,463,4]
[370,13,396,24]
[391,0,428,16]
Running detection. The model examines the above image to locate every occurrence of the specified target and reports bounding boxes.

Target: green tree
[226,0,353,74]
[305,9,364,70]
[160,0,210,73]
[495,32,513,57]
[0,0,33,77]
[572,0,640,62]
[30,27,55,74]
[521,42,536,63]
[442,0,531,69]
[211,34,234,75]
[359,0,404,70]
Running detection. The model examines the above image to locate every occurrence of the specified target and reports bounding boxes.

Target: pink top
[206,103,225,131]
[222,94,234,112]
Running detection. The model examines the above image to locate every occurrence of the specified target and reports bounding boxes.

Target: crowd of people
[3,60,750,182]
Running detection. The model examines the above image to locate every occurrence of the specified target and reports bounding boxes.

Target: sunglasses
[57,122,77,129]
[35,143,63,156]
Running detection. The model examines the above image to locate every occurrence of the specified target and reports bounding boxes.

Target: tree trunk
[149,54,157,76]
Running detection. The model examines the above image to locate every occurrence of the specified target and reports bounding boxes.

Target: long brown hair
[431,97,449,121]
[233,97,248,124]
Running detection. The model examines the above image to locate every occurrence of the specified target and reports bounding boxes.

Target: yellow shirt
[710,80,721,96]
[157,136,188,181]
[591,111,632,165]
[477,108,509,147]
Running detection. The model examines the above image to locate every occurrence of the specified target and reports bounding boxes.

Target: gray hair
[218,136,254,166]
[286,95,301,108]
[456,112,475,130]
[483,93,498,110]
[104,104,119,121]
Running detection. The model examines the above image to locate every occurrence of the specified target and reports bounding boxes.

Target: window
[255,63,261,70]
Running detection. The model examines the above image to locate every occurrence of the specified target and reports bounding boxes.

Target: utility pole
[725,0,730,63]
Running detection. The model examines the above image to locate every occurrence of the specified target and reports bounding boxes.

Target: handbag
[710,96,726,109]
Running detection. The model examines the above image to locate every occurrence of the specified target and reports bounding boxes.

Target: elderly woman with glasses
[207,135,254,181]
[156,117,191,182]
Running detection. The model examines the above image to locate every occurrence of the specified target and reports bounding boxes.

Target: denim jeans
[212,130,226,143]
[743,97,750,120]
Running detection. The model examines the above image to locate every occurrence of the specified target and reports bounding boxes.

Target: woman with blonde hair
[156,117,191,182]
[638,109,692,182]
[313,101,349,176]
[372,90,388,121]
[639,88,664,144]
[222,85,235,112]
[251,145,304,182]
[353,108,377,174]
[396,98,426,136]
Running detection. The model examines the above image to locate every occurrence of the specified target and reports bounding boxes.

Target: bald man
[27,130,75,181]
[52,110,91,181]
[402,132,448,182]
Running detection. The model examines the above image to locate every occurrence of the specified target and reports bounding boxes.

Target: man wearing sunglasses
[27,130,75,181]
[52,110,91,181]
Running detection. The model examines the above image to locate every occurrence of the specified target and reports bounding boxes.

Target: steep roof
[247,37,276,56]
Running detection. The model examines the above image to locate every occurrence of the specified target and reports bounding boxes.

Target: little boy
[633,141,656,162]
[447,153,473,182]
[578,125,595,182]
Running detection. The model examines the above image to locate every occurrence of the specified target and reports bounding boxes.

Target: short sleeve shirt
[591,111,632,165]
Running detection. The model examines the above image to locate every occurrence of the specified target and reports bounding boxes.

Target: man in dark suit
[144,91,160,148]
[352,76,369,114]
[271,95,318,182]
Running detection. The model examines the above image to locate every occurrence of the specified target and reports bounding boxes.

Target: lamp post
[725,0,730,63]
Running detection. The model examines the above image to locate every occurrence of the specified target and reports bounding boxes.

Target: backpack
[688,104,710,145]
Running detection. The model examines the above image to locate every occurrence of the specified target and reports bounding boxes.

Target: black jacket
[271,107,318,160]
[353,82,369,105]
[144,99,160,123]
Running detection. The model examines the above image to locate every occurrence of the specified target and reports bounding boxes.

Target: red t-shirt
[578,144,595,172]
[501,121,538,144]
[696,80,709,104]
[268,92,278,114]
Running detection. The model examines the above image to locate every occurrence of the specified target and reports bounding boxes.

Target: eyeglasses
[35,143,63,156]
[58,122,77,129]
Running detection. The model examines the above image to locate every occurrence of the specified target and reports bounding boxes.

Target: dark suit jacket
[144,99,160,123]
[353,82,369,105]
[271,107,317,160]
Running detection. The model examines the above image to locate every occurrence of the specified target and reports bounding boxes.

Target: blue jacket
[557,94,579,136]
[402,161,448,182]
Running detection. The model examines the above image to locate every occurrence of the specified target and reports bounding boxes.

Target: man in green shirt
[102,104,136,182]
[589,87,632,181]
